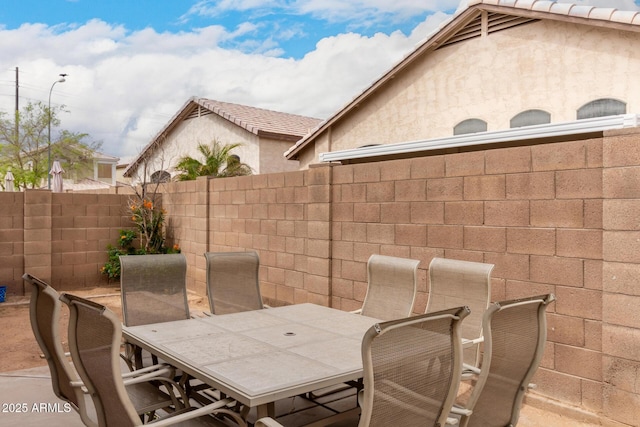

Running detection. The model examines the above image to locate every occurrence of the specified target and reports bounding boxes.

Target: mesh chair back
[62,293,141,427]
[360,306,469,427]
[120,253,189,326]
[204,251,263,315]
[462,294,555,427]
[24,274,82,408]
[362,254,420,321]
[427,257,493,368]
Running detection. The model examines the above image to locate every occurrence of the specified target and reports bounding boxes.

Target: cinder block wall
[601,128,640,426]
[159,128,639,425]
[162,167,332,306]
[162,178,208,295]
[0,192,25,295]
[0,189,134,294]
[50,192,132,290]
[327,137,608,419]
[4,127,640,424]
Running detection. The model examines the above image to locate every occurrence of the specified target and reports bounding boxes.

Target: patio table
[122,303,380,421]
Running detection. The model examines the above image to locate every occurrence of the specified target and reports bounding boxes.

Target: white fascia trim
[319,114,640,162]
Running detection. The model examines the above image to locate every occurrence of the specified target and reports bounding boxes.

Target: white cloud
[0,10,448,160]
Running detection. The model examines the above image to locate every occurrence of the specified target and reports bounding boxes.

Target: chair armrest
[148,398,245,426]
[255,417,285,427]
[69,380,91,395]
[461,336,483,347]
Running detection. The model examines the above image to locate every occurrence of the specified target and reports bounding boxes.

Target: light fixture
[47,74,67,190]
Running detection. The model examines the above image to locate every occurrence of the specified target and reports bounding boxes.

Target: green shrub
[100,229,180,282]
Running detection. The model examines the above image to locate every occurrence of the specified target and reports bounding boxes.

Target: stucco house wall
[329,20,640,153]
[259,137,301,174]
[124,98,318,184]
[138,113,263,179]
[288,2,640,169]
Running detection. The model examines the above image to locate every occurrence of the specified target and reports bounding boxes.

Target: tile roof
[124,97,321,177]
[285,0,640,160]
[196,98,322,139]
[477,0,640,24]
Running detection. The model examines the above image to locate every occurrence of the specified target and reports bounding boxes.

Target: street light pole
[47,73,67,190]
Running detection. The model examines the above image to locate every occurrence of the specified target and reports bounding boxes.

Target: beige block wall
[160,129,640,425]
[50,192,132,290]
[5,128,640,425]
[601,128,640,425]
[162,178,208,295]
[0,192,25,295]
[1,189,133,295]
[166,166,334,307]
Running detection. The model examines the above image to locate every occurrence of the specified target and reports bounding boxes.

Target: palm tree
[174,140,252,181]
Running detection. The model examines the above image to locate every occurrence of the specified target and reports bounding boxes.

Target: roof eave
[284,7,484,160]
[123,97,198,177]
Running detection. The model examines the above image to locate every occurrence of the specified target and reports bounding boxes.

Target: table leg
[256,402,275,419]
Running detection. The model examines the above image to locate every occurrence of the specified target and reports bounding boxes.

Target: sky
[1,0,639,162]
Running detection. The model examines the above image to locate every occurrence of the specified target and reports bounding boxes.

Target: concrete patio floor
[0,365,606,427]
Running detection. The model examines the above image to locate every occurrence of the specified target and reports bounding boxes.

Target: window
[97,163,112,180]
[454,119,487,135]
[577,98,626,120]
[151,170,171,183]
[510,109,551,128]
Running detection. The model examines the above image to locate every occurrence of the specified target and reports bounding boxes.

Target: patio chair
[257,306,470,427]
[24,273,188,427]
[353,254,420,320]
[120,253,190,326]
[204,251,263,315]
[120,253,190,370]
[60,292,246,427]
[453,294,556,427]
[426,257,494,372]
[309,254,420,401]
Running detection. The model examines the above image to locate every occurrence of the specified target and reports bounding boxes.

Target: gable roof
[284,0,640,160]
[124,97,321,177]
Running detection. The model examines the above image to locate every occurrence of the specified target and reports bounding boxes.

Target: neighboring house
[286,0,640,168]
[51,151,120,191]
[89,151,120,186]
[22,145,119,191]
[123,97,322,184]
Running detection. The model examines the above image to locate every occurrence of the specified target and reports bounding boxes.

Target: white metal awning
[319,114,640,163]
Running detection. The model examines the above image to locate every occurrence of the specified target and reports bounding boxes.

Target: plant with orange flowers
[100,188,180,281]
[128,197,166,253]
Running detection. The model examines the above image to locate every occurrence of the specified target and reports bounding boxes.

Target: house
[21,144,120,191]
[123,97,322,184]
[285,0,640,168]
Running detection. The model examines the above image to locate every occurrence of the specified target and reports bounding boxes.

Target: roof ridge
[195,97,322,138]
[197,97,322,120]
